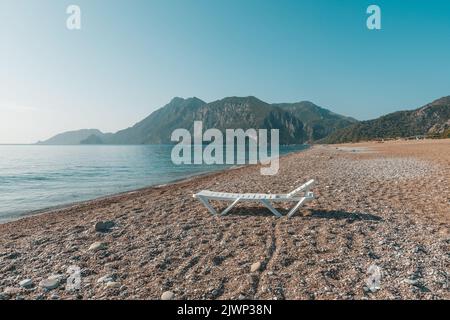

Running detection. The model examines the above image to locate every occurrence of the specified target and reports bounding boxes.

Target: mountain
[109,97,207,144]
[273,101,358,141]
[80,134,107,145]
[37,129,111,145]
[110,96,309,144]
[38,96,357,145]
[322,96,450,143]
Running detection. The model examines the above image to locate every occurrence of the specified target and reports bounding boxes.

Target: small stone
[39,278,60,290]
[414,245,427,254]
[212,256,224,266]
[97,275,114,284]
[19,279,33,288]
[88,242,107,252]
[250,262,261,273]
[368,251,380,260]
[48,274,65,282]
[0,293,9,300]
[404,279,420,285]
[6,252,20,259]
[50,293,60,300]
[94,221,115,233]
[161,291,175,300]
[3,287,21,295]
[211,289,219,297]
[238,294,246,300]
[105,281,121,289]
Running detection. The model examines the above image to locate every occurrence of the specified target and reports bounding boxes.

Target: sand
[0,139,448,300]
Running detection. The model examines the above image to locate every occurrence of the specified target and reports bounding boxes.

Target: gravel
[0,140,448,300]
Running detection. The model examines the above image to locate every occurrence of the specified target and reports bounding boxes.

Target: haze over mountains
[38,96,449,145]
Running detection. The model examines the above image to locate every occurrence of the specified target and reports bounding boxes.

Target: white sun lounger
[193,179,315,218]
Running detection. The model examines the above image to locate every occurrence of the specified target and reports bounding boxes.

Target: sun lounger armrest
[193,191,207,198]
[287,179,315,198]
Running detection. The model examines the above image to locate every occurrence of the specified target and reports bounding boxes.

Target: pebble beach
[0,139,449,300]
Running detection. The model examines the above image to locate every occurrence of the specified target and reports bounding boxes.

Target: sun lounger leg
[197,196,218,215]
[260,199,283,217]
[220,197,241,216]
[287,197,308,218]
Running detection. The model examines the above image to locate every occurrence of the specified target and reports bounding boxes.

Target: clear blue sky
[1,0,449,143]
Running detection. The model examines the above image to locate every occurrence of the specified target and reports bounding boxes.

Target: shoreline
[0,139,448,300]
[2,163,247,225]
[0,147,307,225]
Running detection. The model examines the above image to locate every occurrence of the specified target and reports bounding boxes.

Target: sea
[0,144,308,222]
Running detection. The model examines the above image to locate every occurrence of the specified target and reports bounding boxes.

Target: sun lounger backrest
[287,179,315,198]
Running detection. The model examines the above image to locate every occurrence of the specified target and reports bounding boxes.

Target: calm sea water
[0,144,308,222]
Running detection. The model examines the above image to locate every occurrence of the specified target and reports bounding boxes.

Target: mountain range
[38,95,449,145]
[37,96,357,145]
